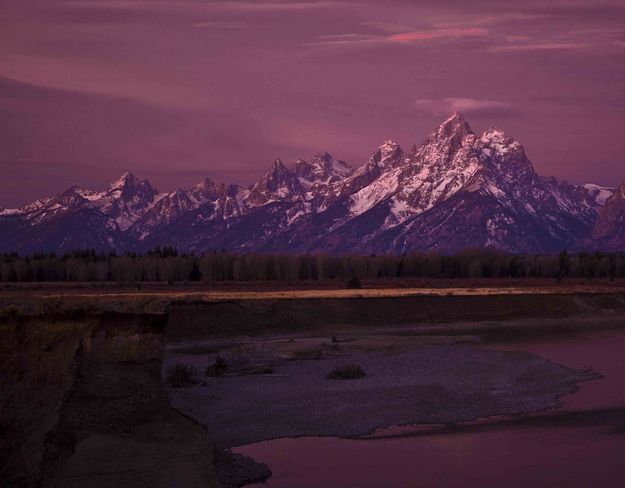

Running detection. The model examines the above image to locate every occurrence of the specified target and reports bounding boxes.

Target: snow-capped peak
[371,140,403,169]
[246,158,303,206]
[479,127,521,157]
[379,139,400,158]
[108,171,138,190]
[435,111,473,139]
[310,152,352,175]
[295,152,353,189]
[3,111,623,255]
[441,110,465,126]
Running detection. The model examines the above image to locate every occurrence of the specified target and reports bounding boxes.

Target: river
[235,331,625,487]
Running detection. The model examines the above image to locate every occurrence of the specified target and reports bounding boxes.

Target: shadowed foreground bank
[2,289,625,487]
[0,312,227,488]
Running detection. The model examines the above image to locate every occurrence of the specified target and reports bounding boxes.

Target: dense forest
[1,247,625,283]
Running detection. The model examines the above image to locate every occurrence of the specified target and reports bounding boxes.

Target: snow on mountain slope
[246,159,304,207]
[294,152,352,189]
[1,112,622,254]
[0,208,22,216]
[89,172,160,230]
[286,113,606,254]
[129,179,244,240]
[583,184,614,206]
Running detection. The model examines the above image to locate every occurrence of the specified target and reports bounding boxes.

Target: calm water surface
[235,331,625,488]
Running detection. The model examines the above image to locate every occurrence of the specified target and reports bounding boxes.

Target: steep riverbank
[3,288,625,486]
[0,312,223,487]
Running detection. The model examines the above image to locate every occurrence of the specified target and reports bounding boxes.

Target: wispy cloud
[193,20,249,29]
[305,27,488,48]
[388,28,487,43]
[360,22,414,34]
[488,26,625,52]
[433,12,547,29]
[415,98,517,118]
[489,41,589,52]
[208,1,352,11]
[60,1,352,13]
[0,53,213,111]
[431,10,625,54]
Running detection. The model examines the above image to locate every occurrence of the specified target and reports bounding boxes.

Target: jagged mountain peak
[105,171,157,201]
[263,158,296,181]
[311,151,333,161]
[55,186,89,205]
[372,140,403,167]
[479,127,522,156]
[272,158,288,171]
[309,151,350,170]
[379,139,400,152]
[108,171,138,189]
[294,153,353,190]
[244,152,354,208]
[435,111,474,139]
[416,113,476,165]
[2,113,623,255]
[191,178,240,201]
[246,158,303,206]
[192,177,219,196]
[476,126,533,180]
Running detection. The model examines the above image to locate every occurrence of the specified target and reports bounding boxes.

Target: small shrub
[205,356,229,377]
[326,364,366,380]
[207,344,275,375]
[166,363,199,388]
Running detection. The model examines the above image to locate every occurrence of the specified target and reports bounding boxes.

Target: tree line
[1,247,624,283]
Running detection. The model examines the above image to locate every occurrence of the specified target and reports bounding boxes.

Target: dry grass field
[3,278,625,315]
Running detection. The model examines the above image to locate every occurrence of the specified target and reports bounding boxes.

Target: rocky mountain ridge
[1,112,622,254]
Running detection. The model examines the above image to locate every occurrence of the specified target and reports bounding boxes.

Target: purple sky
[2,0,625,207]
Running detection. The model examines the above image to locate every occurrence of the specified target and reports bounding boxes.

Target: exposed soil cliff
[3,290,625,487]
[0,311,221,488]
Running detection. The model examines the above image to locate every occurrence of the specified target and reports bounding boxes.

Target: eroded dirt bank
[0,312,222,488]
[3,290,625,487]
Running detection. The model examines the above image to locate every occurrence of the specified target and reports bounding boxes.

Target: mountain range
[1,112,623,254]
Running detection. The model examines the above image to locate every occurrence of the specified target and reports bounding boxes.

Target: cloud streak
[489,41,589,52]
[414,98,518,118]
[59,1,353,13]
[305,27,488,48]
[0,53,214,111]
[193,20,249,29]
[2,0,625,206]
